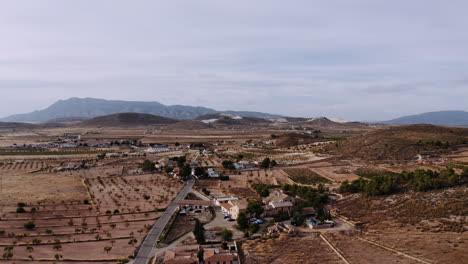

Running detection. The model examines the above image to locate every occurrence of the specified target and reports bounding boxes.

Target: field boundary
[356,236,433,264]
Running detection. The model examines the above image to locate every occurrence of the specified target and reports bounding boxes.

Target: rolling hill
[0,97,283,123]
[385,110,468,127]
[77,113,178,127]
[327,124,468,160]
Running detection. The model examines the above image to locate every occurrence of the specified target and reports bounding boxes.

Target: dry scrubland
[335,186,468,264]
[242,233,343,264]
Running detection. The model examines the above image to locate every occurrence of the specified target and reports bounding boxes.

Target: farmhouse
[214,197,239,206]
[203,248,239,264]
[262,189,296,205]
[207,168,220,178]
[220,199,248,219]
[234,160,257,170]
[163,247,198,264]
[264,201,294,217]
[105,152,120,158]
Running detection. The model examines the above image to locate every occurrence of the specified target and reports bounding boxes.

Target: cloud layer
[0,0,467,120]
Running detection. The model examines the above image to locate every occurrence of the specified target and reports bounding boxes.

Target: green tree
[180,164,192,178]
[221,228,233,241]
[141,160,156,172]
[237,211,249,230]
[193,219,205,244]
[261,158,271,169]
[197,248,204,262]
[24,222,36,230]
[246,200,264,217]
[194,167,206,177]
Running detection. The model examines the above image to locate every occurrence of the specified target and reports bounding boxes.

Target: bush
[202,188,210,195]
[219,175,230,181]
[24,222,35,230]
[221,228,233,241]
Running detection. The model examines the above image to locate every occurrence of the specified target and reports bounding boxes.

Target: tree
[197,248,204,262]
[24,222,36,230]
[128,238,138,247]
[261,158,271,169]
[104,246,112,253]
[193,219,205,244]
[246,200,264,217]
[141,160,156,172]
[237,212,249,230]
[53,240,62,251]
[222,160,235,170]
[2,251,13,260]
[221,228,233,241]
[180,164,192,178]
[194,167,206,177]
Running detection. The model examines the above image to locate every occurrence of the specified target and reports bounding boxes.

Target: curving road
[133,178,195,264]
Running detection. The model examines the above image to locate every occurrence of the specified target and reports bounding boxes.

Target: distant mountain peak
[0,97,283,123]
[384,110,468,127]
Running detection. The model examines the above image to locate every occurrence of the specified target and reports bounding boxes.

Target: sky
[0,0,467,121]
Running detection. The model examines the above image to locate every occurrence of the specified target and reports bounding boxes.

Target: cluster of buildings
[162,244,239,264]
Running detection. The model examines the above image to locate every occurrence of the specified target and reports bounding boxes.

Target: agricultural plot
[283,168,331,185]
[0,172,87,205]
[325,233,423,264]
[242,233,343,264]
[87,173,183,214]
[0,161,48,172]
[0,164,182,262]
[0,201,159,262]
[310,166,360,182]
[244,170,277,185]
[363,229,468,264]
[219,174,257,199]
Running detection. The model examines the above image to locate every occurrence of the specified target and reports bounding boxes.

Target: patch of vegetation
[354,167,399,179]
[222,160,236,170]
[340,167,468,196]
[283,168,330,184]
[140,159,156,172]
[260,157,277,169]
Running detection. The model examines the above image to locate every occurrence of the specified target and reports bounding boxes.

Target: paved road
[133,178,195,264]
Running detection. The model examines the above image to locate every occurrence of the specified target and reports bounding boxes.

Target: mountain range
[384,110,468,127]
[1,98,467,127]
[0,97,282,123]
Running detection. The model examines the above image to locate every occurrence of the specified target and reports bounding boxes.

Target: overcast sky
[0,0,467,121]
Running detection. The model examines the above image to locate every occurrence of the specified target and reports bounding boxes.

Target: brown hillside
[163,120,213,130]
[327,124,468,160]
[77,113,178,127]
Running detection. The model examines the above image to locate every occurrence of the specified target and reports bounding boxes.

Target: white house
[207,168,220,178]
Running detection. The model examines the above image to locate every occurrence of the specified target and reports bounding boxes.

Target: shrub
[24,222,35,230]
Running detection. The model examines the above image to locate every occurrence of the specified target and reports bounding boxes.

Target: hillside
[77,113,178,127]
[385,110,468,127]
[327,124,468,160]
[163,120,213,130]
[195,113,272,126]
[1,97,282,122]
